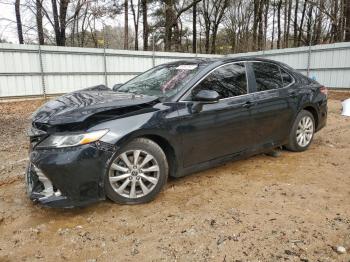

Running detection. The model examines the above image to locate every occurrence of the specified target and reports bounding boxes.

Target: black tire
[285,110,315,152]
[105,138,168,204]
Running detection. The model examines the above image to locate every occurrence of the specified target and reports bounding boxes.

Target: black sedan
[26,57,328,207]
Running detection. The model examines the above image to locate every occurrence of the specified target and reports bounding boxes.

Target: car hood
[31,85,159,126]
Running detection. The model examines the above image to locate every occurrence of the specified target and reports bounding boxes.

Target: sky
[0,2,18,42]
[0,0,126,44]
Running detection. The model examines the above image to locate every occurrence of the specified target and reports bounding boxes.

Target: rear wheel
[105,138,168,204]
[285,110,315,152]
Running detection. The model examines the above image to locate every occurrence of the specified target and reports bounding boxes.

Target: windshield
[116,63,204,98]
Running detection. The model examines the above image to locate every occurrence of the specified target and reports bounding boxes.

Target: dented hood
[31,85,159,125]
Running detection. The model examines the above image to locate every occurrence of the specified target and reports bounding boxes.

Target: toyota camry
[25,57,328,207]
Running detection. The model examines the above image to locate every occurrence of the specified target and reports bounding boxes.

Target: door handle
[288,90,297,97]
[242,101,254,108]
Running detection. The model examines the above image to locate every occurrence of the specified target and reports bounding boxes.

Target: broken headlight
[37,129,109,148]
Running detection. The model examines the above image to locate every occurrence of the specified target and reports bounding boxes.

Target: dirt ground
[0,92,349,262]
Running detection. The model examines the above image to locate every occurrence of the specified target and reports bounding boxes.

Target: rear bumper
[25,143,114,208]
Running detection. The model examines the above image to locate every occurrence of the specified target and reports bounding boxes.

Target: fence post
[152,34,155,67]
[38,45,46,98]
[103,46,108,86]
[307,45,312,77]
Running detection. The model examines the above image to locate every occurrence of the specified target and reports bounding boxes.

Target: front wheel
[105,138,168,204]
[285,110,315,152]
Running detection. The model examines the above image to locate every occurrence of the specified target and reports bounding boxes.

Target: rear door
[248,62,296,148]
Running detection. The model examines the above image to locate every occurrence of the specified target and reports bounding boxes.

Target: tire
[285,110,315,152]
[105,138,168,204]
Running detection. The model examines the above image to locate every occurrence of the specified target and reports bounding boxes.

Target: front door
[176,62,256,167]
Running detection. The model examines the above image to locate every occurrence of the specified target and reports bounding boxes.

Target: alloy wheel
[296,115,314,147]
[108,150,160,199]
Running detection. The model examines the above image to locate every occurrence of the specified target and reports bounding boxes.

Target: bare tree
[271,0,276,49]
[164,0,202,51]
[285,0,292,47]
[346,0,350,40]
[15,0,24,44]
[201,0,229,53]
[252,0,259,50]
[277,0,282,48]
[50,0,70,46]
[192,1,197,53]
[141,0,149,50]
[257,0,264,50]
[293,0,299,46]
[298,0,307,46]
[131,0,141,50]
[36,0,44,44]
[124,0,129,49]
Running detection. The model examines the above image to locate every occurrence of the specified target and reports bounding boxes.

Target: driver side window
[188,63,248,100]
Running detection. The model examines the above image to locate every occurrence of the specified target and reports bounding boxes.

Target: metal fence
[0,43,219,98]
[0,42,349,98]
[229,42,350,89]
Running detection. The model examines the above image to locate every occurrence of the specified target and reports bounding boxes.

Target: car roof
[164,56,286,67]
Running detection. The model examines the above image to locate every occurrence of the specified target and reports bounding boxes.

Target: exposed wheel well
[303,106,318,129]
[141,135,177,178]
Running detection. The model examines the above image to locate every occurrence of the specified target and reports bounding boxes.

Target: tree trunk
[192,2,197,53]
[141,0,149,50]
[283,0,287,47]
[130,0,140,50]
[306,4,313,45]
[135,26,139,50]
[58,0,69,46]
[51,0,60,45]
[211,25,218,54]
[204,23,210,53]
[257,0,264,50]
[285,0,292,47]
[340,0,345,41]
[252,0,259,50]
[277,0,282,49]
[298,0,307,46]
[293,0,299,46]
[164,0,174,51]
[271,0,276,49]
[15,0,24,44]
[346,0,350,40]
[264,0,269,49]
[124,0,129,49]
[315,0,324,44]
[36,0,44,45]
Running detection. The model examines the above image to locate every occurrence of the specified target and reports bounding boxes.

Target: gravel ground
[0,92,349,262]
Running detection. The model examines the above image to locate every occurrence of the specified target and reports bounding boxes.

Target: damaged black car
[26,57,328,208]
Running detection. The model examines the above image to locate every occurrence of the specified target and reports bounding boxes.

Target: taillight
[320,86,328,96]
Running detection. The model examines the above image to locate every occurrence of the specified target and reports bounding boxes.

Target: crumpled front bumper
[25,143,114,208]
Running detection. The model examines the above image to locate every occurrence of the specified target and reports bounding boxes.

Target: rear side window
[280,68,294,86]
[252,62,283,91]
[190,63,247,99]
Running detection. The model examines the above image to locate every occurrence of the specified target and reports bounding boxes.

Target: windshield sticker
[176,65,198,70]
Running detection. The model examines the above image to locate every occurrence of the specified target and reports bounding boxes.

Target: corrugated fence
[0,42,349,98]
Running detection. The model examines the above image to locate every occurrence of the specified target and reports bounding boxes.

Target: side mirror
[192,90,220,103]
[190,90,220,113]
[112,83,123,91]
